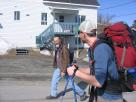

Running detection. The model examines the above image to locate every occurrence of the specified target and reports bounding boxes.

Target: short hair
[53,35,63,43]
[54,35,61,38]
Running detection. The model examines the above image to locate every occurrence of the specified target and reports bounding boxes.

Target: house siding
[0,0,53,47]
[0,0,98,48]
[79,8,97,25]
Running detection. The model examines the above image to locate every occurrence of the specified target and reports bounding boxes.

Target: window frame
[14,11,20,20]
[41,13,47,25]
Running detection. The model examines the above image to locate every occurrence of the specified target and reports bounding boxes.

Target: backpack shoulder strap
[89,39,113,72]
[91,39,113,56]
[88,39,113,102]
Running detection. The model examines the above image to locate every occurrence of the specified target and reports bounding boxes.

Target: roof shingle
[44,0,99,6]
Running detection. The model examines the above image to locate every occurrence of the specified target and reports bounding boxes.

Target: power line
[115,12,136,17]
[99,0,136,10]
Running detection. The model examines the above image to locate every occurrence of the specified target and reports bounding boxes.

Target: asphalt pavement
[0,53,135,102]
[0,80,84,102]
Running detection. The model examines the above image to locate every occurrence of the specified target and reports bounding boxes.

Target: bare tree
[132,20,136,27]
[98,13,115,24]
[97,13,115,34]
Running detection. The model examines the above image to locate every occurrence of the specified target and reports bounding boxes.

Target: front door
[59,15,64,22]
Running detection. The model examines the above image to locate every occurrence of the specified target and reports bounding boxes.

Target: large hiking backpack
[103,22,136,68]
[97,22,136,92]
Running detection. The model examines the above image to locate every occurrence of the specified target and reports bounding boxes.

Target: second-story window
[59,15,64,22]
[14,11,20,20]
[41,13,47,25]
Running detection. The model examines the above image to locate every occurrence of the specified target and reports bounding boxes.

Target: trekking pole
[60,74,70,102]
[60,74,77,102]
[60,63,78,102]
[70,75,78,102]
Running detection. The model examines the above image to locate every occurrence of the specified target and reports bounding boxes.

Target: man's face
[79,32,87,43]
[53,37,61,47]
[79,31,96,47]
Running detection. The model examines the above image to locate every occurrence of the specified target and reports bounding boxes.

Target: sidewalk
[0,54,88,79]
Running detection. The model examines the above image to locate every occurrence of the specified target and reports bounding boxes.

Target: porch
[36,22,80,49]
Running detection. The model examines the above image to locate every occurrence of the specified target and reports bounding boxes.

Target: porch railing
[52,22,79,35]
[36,22,79,49]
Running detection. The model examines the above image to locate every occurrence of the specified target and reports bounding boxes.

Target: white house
[0,0,99,48]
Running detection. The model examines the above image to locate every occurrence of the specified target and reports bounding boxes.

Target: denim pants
[51,68,85,97]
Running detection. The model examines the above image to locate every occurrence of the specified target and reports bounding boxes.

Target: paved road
[0,80,88,102]
[0,80,136,102]
[0,54,136,102]
[0,54,89,102]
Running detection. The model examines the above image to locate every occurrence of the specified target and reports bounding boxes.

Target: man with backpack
[67,20,126,102]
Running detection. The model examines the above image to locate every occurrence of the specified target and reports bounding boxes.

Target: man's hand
[67,65,76,76]
[61,72,65,77]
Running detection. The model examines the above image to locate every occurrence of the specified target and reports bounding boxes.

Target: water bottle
[127,68,136,79]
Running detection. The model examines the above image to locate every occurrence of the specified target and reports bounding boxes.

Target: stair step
[16,48,29,55]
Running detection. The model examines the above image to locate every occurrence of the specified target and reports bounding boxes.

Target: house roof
[45,0,99,6]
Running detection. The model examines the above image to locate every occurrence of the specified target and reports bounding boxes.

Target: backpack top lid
[104,22,132,45]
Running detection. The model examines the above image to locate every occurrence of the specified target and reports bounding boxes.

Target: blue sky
[98,0,136,26]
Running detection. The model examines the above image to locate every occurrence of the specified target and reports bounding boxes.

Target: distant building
[0,0,99,48]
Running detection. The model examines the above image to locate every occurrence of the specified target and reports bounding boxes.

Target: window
[75,15,80,23]
[41,13,47,25]
[59,15,64,22]
[75,15,86,23]
[80,15,86,22]
[14,11,20,20]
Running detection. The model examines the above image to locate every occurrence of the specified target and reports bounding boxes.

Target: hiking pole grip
[72,64,79,78]
[67,60,79,78]
[71,60,79,78]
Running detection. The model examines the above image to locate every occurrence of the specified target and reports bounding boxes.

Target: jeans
[51,68,85,97]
